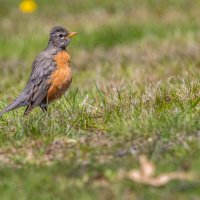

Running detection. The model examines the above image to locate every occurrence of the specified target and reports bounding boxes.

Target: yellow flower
[19,0,37,13]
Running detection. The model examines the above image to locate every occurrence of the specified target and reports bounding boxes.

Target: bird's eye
[58,33,64,38]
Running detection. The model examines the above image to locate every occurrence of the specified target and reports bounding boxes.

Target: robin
[0,26,77,116]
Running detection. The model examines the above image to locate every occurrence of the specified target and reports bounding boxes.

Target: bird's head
[48,26,77,49]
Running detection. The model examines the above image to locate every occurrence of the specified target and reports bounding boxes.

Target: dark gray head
[48,26,77,49]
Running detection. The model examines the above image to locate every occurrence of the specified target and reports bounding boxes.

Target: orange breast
[47,51,72,102]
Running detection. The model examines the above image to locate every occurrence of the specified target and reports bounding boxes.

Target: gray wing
[23,53,56,115]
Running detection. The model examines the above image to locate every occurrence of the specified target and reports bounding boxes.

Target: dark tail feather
[0,98,27,117]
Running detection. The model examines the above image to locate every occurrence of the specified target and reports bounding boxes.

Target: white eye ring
[58,33,64,38]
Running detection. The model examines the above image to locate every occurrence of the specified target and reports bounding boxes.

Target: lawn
[0,0,200,199]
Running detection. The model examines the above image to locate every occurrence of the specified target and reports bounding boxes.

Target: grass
[0,0,200,199]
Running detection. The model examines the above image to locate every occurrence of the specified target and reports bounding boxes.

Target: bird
[0,26,77,117]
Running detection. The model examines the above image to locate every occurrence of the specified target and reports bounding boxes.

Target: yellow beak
[65,32,78,39]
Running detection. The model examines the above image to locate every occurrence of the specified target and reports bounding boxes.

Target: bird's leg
[39,95,48,113]
[40,103,48,113]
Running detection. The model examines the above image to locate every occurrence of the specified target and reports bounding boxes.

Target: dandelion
[19,0,37,13]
